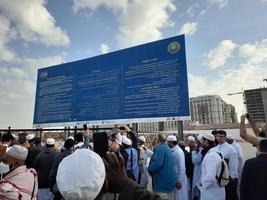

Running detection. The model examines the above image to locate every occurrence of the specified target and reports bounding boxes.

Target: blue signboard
[33,35,190,127]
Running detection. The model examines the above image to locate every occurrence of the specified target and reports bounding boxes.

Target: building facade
[136,95,238,131]
[190,95,237,125]
[244,88,267,122]
[137,122,159,132]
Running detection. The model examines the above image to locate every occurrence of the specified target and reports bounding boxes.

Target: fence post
[177,121,184,141]
[40,128,43,140]
[74,126,77,138]
[8,126,11,134]
[64,127,67,139]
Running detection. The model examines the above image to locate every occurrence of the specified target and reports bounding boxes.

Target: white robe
[140,148,153,188]
[192,148,203,199]
[171,145,189,200]
[198,148,225,200]
[231,141,244,180]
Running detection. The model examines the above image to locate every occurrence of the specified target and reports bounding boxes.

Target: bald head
[158,133,167,144]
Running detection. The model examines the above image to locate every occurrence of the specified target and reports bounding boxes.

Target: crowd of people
[0,114,266,200]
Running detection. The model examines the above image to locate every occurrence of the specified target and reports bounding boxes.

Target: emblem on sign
[168,42,180,54]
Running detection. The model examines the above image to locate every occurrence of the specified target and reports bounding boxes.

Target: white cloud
[200,10,206,16]
[100,43,110,54]
[0,15,18,62]
[0,0,70,47]
[186,3,199,18]
[179,22,198,36]
[73,0,176,48]
[73,0,127,13]
[239,39,267,64]
[0,55,65,128]
[22,55,65,77]
[209,0,228,8]
[0,79,36,129]
[190,38,267,120]
[202,40,236,69]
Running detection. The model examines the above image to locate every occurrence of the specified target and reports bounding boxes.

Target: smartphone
[93,132,108,160]
[83,124,88,131]
[119,126,125,130]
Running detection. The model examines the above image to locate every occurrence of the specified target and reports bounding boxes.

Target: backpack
[216,152,229,187]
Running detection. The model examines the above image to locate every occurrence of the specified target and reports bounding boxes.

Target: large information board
[33,35,190,127]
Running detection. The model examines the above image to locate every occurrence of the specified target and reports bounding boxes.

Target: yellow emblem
[168,42,180,54]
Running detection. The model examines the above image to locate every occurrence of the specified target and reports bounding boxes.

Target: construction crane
[227,91,243,96]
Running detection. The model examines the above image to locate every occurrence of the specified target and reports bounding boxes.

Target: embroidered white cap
[26,134,35,141]
[202,133,215,142]
[138,136,146,143]
[197,134,203,142]
[6,145,28,160]
[46,138,55,145]
[167,135,177,142]
[187,135,196,142]
[226,134,235,140]
[57,149,105,200]
[67,136,74,141]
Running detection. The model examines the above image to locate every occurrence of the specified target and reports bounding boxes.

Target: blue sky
[0,0,267,128]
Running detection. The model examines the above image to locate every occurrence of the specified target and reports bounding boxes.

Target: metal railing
[0,126,113,150]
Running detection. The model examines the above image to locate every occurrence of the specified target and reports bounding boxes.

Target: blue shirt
[148,143,176,193]
[125,148,139,181]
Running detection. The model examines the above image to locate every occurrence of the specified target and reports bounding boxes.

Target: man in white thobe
[138,136,153,188]
[198,133,225,200]
[227,134,244,199]
[215,130,238,200]
[167,135,189,200]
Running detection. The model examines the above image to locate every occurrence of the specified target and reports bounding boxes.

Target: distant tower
[244,88,267,123]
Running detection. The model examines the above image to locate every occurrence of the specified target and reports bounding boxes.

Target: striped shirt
[0,165,38,200]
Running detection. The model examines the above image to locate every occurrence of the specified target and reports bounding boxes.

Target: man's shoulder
[157,144,171,153]
[205,149,221,160]
[246,155,267,165]
[243,157,259,170]
[220,142,237,154]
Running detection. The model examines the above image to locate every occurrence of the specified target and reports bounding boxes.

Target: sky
[0,0,267,128]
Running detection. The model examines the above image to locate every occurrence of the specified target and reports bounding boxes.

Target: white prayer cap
[11,134,17,140]
[6,145,28,160]
[187,135,196,142]
[122,136,132,146]
[202,133,215,142]
[46,138,55,145]
[26,134,35,141]
[57,149,105,200]
[226,134,235,140]
[197,134,203,142]
[167,135,177,142]
[138,136,146,143]
[67,136,74,141]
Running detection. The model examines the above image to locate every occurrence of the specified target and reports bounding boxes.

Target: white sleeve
[145,149,153,157]
[229,147,239,178]
[178,151,186,183]
[201,154,218,189]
